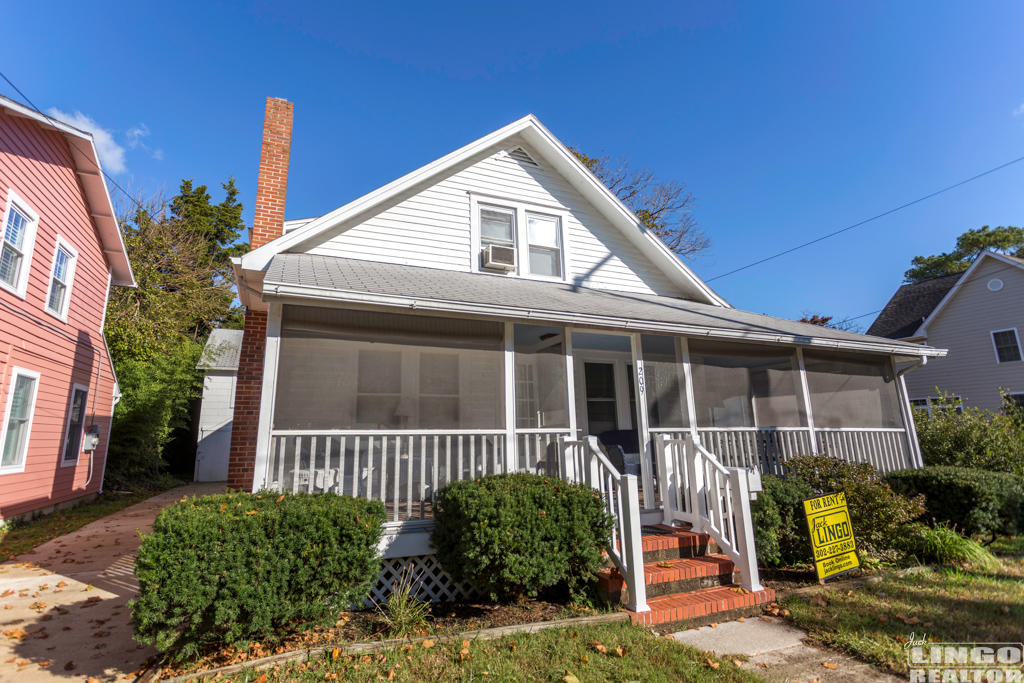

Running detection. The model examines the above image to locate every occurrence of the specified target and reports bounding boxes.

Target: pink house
[0,96,133,522]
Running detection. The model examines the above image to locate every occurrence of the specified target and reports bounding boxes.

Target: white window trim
[991,328,1023,364]
[0,189,41,299]
[469,193,570,283]
[45,236,78,322]
[59,383,90,467]
[910,395,963,417]
[0,365,41,475]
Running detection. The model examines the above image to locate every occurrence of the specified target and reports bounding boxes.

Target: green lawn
[0,485,178,559]
[223,622,762,682]
[781,552,1024,675]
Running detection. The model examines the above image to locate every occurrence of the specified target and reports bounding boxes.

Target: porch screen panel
[514,324,569,428]
[274,306,504,430]
[640,334,688,428]
[802,351,902,428]
[688,340,805,428]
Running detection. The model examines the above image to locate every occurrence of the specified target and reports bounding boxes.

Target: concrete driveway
[0,483,224,683]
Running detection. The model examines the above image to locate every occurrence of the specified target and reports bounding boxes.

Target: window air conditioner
[482,244,516,271]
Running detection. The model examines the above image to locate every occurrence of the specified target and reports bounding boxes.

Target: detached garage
[195,329,243,482]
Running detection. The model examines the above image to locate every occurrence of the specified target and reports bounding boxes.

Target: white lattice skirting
[368,554,477,605]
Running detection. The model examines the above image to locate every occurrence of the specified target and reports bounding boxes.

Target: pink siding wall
[0,110,118,520]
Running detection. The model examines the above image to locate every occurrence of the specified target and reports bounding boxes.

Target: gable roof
[264,253,944,359]
[237,115,727,307]
[0,95,134,287]
[867,272,962,339]
[196,328,244,371]
[868,251,1024,340]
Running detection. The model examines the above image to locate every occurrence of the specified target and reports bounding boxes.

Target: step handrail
[559,436,649,613]
[654,432,763,592]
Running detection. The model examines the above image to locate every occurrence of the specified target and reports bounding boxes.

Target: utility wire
[707,154,1024,282]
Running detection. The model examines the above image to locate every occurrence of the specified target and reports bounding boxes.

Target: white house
[224,98,945,625]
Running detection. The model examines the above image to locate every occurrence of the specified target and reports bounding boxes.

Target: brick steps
[609,525,773,631]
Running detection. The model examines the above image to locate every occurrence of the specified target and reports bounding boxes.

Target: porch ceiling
[262,253,946,359]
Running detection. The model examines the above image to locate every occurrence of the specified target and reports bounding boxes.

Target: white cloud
[151,149,164,161]
[125,123,150,149]
[1015,102,1024,118]
[46,108,127,174]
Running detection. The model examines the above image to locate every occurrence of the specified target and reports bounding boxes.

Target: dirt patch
[759,567,820,591]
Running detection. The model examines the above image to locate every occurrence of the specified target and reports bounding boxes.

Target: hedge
[131,491,385,660]
[751,475,814,567]
[432,473,613,603]
[885,466,1024,541]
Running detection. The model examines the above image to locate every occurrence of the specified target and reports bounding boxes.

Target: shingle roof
[866,273,963,339]
[197,328,244,371]
[264,253,942,357]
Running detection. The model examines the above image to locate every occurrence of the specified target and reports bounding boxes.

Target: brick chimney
[227,97,293,491]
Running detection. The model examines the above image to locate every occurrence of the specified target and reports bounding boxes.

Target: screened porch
[258,304,920,523]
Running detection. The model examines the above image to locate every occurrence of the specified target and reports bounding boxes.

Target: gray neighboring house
[868,251,1024,412]
[195,328,244,482]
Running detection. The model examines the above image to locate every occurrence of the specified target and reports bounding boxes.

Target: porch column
[565,328,577,438]
[678,337,699,439]
[892,357,924,469]
[503,322,517,473]
[794,347,819,456]
[630,333,653,504]
[251,302,282,492]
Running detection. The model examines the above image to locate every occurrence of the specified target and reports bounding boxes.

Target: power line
[707,155,1024,282]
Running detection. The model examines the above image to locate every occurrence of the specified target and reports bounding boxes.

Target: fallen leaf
[732,658,743,667]
[38,661,50,667]
[255,675,267,683]
[822,661,838,670]
[709,622,718,628]
[64,661,75,671]
[736,617,745,622]
[331,648,340,659]
[705,658,720,669]
[591,641,607,654]
[421,639,434,649]
[614,646,625,658]
[563,673,581,683]
[276,494,285,502]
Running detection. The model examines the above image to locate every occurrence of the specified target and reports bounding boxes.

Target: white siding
[195,370,236,481]
[906,258,1024,411]
[304,138,685,297]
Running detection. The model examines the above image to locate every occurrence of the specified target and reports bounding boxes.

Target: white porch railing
[267,430,507,523]
[654,433,763,592]
[559,437,648,613]
[516,429,574,475]
[814,428,910,473]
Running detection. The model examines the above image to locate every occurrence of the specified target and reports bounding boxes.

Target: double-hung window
[0,190,39,298]
[0,367,40,474]
[992,329,1022,363]
[61,385,89,466]
[46,240,77,320]
[526,213,562,278]
[480,206,516,252]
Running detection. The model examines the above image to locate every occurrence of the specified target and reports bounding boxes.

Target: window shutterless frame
[45,237,78,322]
[60,383,89,467]
[0,366,41,475]
[0,189,40,299]
[991,328,1023,364]
[468,192,570,282]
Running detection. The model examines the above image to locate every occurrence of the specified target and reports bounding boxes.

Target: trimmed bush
[786,455,925,559]
[131,492,385,660]
[751,475,814,567]
[914,392,1024,476]
[885,466,1024,541]
[899,523,999,571]
[432,473,614,603]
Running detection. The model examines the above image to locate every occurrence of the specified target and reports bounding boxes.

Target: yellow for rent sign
[803,491,860,581]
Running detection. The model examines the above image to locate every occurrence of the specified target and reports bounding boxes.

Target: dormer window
[472,194,568,281]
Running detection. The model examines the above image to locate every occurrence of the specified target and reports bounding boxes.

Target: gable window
[0,190,40,298]
[61,385,89,466]
[526,213,562,278]
[480,206,516,251]
[0,367,40,474]
[992,329,1022,363]
[46,239,78,320]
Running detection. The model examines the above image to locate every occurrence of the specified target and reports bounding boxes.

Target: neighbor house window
[0,190,40,298]
[0,367,40,474]
[526,213,562,278]
[991,329,1022,363]
[46,240,77,320]
[910,395,963,417]
[61,385,89,465]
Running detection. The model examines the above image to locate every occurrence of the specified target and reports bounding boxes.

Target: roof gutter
[262,279,947,359]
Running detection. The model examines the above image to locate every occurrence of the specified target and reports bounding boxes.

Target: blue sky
[4,1,1023,326]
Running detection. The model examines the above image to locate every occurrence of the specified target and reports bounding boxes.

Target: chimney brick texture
[250,97,293,248]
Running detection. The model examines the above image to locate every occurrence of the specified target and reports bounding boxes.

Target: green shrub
[751,475,814,567]
[899,523,999,571]
[131,492,385,660]
[885,466,1024,541]
[432,473,613,603]
[914,392,1024,476]
[786,455,926,559]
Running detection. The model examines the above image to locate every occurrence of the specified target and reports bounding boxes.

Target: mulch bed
[759,567,821,592]
[156,598,597,678]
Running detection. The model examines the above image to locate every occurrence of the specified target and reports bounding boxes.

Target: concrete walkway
[0,483,224,683]
[672,616,901,683]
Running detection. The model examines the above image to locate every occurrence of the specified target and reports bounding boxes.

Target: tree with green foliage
[571,148,708,259]
[904,225,1024,283]
[104,179,246,485]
